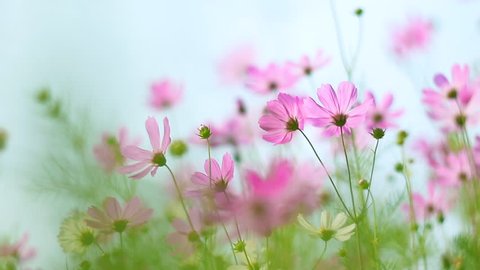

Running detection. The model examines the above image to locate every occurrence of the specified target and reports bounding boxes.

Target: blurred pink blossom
[93,127,139,173]
[0,234,36,264]
[287,50,331,78]
[149,79,183,110]
[218,45,256,85]
[365,91,403,130]
[391,16,433,57]
[245,63,298,94]
[86,197,153,234]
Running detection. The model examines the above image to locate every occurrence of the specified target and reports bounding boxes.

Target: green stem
[299,129,353,218]
[312,241,328,270]
[362,139,380,210]
[165,164,195,232]
[119,232,123,250]
[94,241,105,255]
[340,127,363,270]
[400,146,417,263]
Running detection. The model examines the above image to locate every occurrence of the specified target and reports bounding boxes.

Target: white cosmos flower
[297,211,356,242]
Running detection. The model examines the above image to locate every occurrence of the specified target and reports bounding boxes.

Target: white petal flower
[297,211,356,242]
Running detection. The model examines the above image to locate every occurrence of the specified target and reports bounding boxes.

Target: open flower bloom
[166,208,205,257]
[258,93,304,144]
[404,181,452,222]
[297,211,355,242]
[424,64,473,105]
[58,212,98,254]
[86,197,153,234]
[304,82,370,136]
[245,63,298,94]
[93,127,138,173]
[188,153,234,196]
[365,91,403,130]
[149,79,183,110]
[209,115,254,147]
[217,44,256,85]
[287,50,331,78]
[0,234,36,263]
[391,16,433,58]
[434,151,474,187]
[119,117,171,179]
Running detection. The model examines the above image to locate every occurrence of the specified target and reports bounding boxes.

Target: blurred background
[1,0,479,267]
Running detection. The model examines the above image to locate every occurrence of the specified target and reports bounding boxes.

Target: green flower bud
[233,240,246,253]
[169,140,188,157]
[197,125,211,140]
[394,162,404,173]
[370,128,385,140]
[397,130,408,146]
[354,8,363,16]
[0,129,8,151]
[36,88,51,103]
[358,179,369,190]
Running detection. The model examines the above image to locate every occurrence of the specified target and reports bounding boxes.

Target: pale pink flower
[149,79,183,110]
[403,182,452,221]
[218,45,256,85]
[391,16,433,57]
[166,208,205,257]
[365,91,403,130]
[188,153,234,196]
[233,159,294,236]
[0,234,36,264]
[304,82,370,136]
[287,50,331,78]
[245,63,298,94]
[209,116,254,147]
[413,138,449,168]
[93,127,138,172]
[434,151,474,187]
[86,197,153,234]
[258,93,304,144]
[119,117,171,179]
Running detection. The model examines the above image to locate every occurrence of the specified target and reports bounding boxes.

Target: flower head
[94,127,137,172]
[0,234,36,264]
[259,93,304,144]
[403,181,452,222]
[188,153,235,196]
[391,16,433,58]
[287,50,331,78]
[119,117,171,179]
[86,197,153,234]
[246,63,298,94]
[149,79,183,110]
[305,82,370,136]
[297,211,355,242]
[217,45,256,85]
[365,91,403,130]
[58,212,98,254]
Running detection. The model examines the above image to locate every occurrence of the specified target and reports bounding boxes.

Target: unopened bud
[397,130,408,145]
[169,140,188,157]
[197,125,211,140]
[370,128,385,140]
[358,179,369,190]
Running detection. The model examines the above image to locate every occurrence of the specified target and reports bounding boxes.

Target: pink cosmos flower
[149,79,183,110]
[365,91,403,130]
[245,63,298,94]
[434,151,474,187]
[93,127,138,173]
[413,138,449,168]
[287,50,331,78]
[86,196,153,234]
[166,208,205,257]
[217,45,256,85]
[391,16,433,57]
[209,115,254,147]
[403,182,451,222]
[188,153,234,196]
[423,64,474,107]
[258,93,304,144]
[119,117,171,179]
[304,82,370,136]
[0,234,36,264]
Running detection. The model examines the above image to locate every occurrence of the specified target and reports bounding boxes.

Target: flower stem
[94,241,106,255]
[400,146,418,262]
[119,232,123,250]
[165,164,195,232]
[312,241,328,270]
[299,129,353,219]
[362,139,380,210]
[340,127,363,270]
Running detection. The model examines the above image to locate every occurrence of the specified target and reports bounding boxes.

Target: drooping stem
[299,129,353,218]
[165,164,195,232]
[312,241,328,270]
[340,127,363,270]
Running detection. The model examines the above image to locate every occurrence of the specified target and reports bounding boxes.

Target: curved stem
[362,139,380,210]
[299,129,353,218]
[165,164,195,232]
[312,241,328,270]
